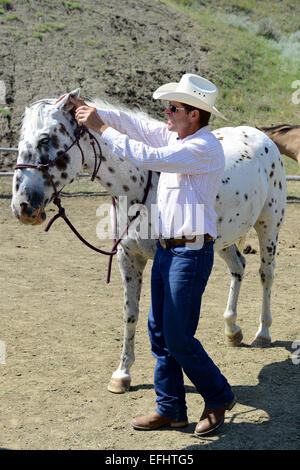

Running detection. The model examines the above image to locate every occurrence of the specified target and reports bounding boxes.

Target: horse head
[11,89,84,225]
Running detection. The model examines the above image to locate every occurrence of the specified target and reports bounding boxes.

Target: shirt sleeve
[97,108,171,148]
[100,127,221,174]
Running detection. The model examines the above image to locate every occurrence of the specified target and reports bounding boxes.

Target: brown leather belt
[159,234,214,249]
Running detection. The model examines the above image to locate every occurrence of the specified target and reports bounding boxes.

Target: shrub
[257,18,281,41]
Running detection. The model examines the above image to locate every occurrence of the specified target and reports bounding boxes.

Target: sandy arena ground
[0,178,299,450]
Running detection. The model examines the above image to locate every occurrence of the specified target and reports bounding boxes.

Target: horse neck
[78,129,154,203]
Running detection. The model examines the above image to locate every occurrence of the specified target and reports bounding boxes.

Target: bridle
[14,122,152,283]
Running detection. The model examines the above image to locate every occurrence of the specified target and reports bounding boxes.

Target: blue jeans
[148,240,234,422]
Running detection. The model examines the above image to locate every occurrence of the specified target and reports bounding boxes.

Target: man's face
[165,101,187,134]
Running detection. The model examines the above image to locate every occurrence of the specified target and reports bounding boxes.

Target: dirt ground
[0,0,209,169]
[0,177,299,450]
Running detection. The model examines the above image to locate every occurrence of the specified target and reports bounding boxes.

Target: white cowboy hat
[153,73,227,120]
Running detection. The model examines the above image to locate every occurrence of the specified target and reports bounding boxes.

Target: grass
[5,13,19,20]
[160,0,300,175]
[0,0,11,8]
[34,22,65,33]
[0,108,11,117]
[62,1,83,11]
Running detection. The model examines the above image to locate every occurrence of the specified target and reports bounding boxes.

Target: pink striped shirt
[98,108,225,239]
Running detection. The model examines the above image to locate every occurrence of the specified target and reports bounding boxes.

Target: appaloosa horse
[11,90,287,393]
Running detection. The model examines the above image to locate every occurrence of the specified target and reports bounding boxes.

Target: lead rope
[15,118,153,283]
[18,123,152,283]
[45,169,152,283]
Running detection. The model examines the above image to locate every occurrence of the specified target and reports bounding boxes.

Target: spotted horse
[11,90,287,393]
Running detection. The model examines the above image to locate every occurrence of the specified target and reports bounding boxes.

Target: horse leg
[251,221,280,347]
[107,245,147,393]
[218,244,246,346]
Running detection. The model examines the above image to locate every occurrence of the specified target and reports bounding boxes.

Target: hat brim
[153,83,227,120]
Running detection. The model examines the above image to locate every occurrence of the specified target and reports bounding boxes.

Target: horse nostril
[20,202,33,217]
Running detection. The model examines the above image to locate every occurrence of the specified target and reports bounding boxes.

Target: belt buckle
[159,238,168,249]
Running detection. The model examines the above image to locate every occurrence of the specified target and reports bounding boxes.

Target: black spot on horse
[55,152,70,170]
[265,147,268,153]
[59,123,69,136]
[231,272,242,282]
[51,135,60,149]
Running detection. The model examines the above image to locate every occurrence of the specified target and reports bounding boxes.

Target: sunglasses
[167,102,185,113]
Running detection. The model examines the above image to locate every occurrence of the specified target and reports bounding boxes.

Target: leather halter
[14,123,152,283]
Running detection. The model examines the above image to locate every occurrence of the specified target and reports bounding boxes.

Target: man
[71,73,236,436]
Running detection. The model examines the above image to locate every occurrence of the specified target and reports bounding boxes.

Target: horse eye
[39,136,50,146]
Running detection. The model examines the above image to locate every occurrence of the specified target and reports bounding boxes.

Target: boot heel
[227,396,237,411]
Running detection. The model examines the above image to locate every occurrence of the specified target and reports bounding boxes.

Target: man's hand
[69,96,108,135]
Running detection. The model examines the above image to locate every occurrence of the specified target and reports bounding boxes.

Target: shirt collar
[176,125,210,142]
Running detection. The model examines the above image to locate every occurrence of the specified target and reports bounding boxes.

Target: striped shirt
[98,108,225,239]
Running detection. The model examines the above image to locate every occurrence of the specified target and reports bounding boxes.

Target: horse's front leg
[107,245,147,393]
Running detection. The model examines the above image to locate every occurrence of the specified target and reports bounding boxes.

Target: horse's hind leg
[251,219,282,347]
[218,244,246,346]
[107,245,147,393]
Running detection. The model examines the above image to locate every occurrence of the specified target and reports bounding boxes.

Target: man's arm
[100,126,223,175]
[70,97,170,148]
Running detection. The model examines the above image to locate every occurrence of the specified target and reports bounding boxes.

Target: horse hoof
[226,330,243,346]
[107,377,131,394]
[251,337,271,348]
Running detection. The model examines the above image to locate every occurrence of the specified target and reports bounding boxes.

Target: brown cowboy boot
[131,411,188,431]
[194,396,237,437]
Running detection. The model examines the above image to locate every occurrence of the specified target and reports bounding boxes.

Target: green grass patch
[160,0,300,176]
[35,22,65,33]
[5,13,19,20]
[62,1,83,11]
[84,38,103,48]
[0,0,11,9]
[0,108,11,117]
[160,0,299,124]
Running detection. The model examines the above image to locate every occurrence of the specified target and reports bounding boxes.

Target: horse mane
[88,95,164,126]
[20,94,164,136]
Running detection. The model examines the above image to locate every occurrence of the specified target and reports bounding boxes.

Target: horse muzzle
[18,202,46,225]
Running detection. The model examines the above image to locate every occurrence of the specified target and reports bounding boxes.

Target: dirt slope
[0,0,211,169]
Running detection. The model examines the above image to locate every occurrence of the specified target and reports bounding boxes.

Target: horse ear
[55,88,81,112]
